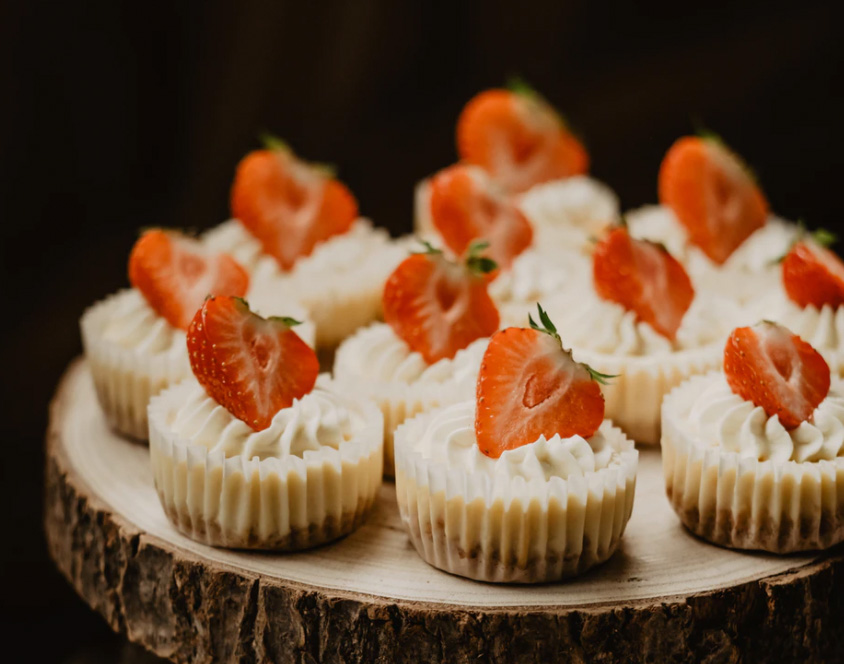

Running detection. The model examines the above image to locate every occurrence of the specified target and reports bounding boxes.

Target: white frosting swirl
[100,289,185,354]
[203,218,404,284]
[167,377,366,460]
[489,248,590,305]
[540,276,740,356]
[334,323,488,392]
[412,401,617,481]
[518,176,620,247]
[680,373,844,463]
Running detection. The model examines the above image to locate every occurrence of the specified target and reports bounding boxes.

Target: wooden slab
[45,360,844,663]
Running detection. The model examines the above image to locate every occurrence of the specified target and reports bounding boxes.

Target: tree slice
[45,360,844,663]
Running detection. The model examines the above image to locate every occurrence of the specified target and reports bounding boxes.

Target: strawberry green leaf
[259,132,289,152]
[583,364,617,386]
[411,239,444,256]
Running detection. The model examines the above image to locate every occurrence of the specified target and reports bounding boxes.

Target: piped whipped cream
[677,373,844,463]
[100,289,185,354]
[518,176,620,246]
[335,323,488,391]
[203,218,401,282]
[166,377,367,460]
[412,401,619,481]
[540,275,740,356]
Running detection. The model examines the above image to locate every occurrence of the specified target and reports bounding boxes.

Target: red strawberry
[658,135,769,265]
[782,239,844,309]
[475,306,609,458]
[382,241,500,364]
[128,229,249,330]
[187,296,319,431]
[429,164,533,271]
[457,85,589,193]
[593,226,695,340]
[724,322,830,430]
[230,139,358,271]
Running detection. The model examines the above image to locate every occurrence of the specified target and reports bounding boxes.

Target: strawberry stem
[464,240,498,276]
[530,303,618,385]
[411,239,443,256]
[259,132,289,152]
[269,316,303,328]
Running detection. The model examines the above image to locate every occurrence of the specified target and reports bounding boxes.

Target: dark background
[1,1,842,660]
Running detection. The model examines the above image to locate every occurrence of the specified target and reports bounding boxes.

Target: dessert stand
[45,360,844,663]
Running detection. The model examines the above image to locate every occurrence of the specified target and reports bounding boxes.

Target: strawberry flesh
[429,164,533,271]
[129,229,249,330]
[724,322,830,430]
[230,148,358,271]
[475,327,605,458]
[187,296,319,431]
[658,136,768,265]
[593,227,694,340]
[782,241,844,309]
[382,251,500,364]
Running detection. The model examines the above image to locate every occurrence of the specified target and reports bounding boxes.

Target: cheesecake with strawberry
[80,229,255,439]
[204,137,407,349]
[415,83,619,252]
[761,231,844,376]
[662,322,844,552]
[394,306,637,583]
[538,224,741,443]
[333,241,500,475]
[627,134,798,303]
[149,296,384,550]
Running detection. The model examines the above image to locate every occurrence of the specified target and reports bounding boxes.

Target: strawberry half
[187,296,319,431]
[382,241,500,364]
[429,164,533,271]
[230,138,358,271]
[782,239,844,309]
[475,305,609,458]
[128,229,249,330]
[724,321,830,430]
[658,135,768,265]
[593,226,695,340]
[457,84,589,193]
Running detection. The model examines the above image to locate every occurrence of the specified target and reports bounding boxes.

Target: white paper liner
[393,411,638,583]
[148,379,384,550]
[573,343,723,445]
[662,373,844,552]
[80,290,190,440]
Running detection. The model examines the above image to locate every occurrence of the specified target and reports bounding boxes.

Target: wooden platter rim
[45,357,843,615]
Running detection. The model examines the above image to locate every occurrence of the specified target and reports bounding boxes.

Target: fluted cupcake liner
[662,374,844,553]
[148,380,384,550]
[80,290,190,440]
[393,410,638,583]
[573,343,723,445]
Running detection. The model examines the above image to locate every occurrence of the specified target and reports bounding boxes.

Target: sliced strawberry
[593,226,694,340]
[128,229,249,330]
[782,240,844,309]
[724,322,830,430]
[457,86,588,193]
[475,306,608,458]
[230,140,358,271]
[382,242,500,364]
[187,296,318,431]
[658,135,768,265]
[429,164,533,271]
